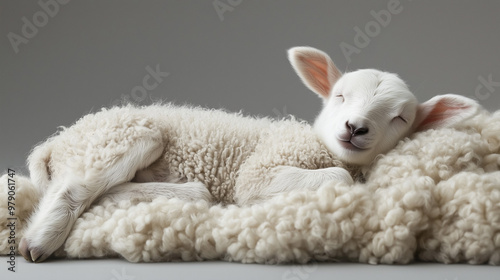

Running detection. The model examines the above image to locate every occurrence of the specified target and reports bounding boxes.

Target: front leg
[268,166,354,194]
[236,166,353,205]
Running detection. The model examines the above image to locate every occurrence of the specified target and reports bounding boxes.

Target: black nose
[346,121,369,136]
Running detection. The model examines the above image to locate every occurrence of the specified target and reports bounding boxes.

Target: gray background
[1,0,500,279]
[2,0,500,174]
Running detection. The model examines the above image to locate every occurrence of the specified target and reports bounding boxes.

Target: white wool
[1,108,499,265]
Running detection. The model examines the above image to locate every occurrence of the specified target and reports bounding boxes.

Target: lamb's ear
[413,94,479,132]
[288,46,342,99]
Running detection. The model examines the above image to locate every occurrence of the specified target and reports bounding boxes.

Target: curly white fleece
[1,110,500,265]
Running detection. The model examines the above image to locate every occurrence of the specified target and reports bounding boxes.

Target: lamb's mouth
[339,140,367,151]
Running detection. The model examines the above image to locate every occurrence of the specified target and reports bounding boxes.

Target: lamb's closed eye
[393,116,408,123]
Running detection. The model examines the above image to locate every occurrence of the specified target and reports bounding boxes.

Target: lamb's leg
[268,166,353,192]
[96,181,213,204]
[19,136,164,263]
[237,166,353,205]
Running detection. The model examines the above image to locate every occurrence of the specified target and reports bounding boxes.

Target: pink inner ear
[418,99,471,129]
[299,55,331,98]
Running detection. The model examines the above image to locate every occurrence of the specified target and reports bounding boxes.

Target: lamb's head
[288,46,480,166]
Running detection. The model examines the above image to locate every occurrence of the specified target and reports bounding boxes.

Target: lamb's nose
[346,121,369,136]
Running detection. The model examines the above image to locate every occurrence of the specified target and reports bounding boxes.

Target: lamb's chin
[338,140,365,152]
[332,142,373,166]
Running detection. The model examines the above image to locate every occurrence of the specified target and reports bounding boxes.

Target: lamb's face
[289,46,478,166]
[314,69,418,165]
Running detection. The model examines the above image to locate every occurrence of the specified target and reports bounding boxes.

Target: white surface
[1,257,498,280]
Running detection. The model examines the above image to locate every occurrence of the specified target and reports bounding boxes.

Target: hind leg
[19,129,164,262]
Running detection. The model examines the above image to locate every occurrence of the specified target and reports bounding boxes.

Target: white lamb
[15,46,478,262]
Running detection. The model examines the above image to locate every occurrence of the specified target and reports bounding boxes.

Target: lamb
[16,46,479,263]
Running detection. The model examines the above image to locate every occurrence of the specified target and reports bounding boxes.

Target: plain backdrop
[2,0,500,173]
[1,1,500,279]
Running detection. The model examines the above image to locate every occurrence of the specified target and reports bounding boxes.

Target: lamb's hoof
[19,238,50,263]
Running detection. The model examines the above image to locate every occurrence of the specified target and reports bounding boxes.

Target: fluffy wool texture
[1,106,500,264]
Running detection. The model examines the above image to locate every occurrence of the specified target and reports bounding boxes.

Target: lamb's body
[31,104,357,206]
[112,104,271,204]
